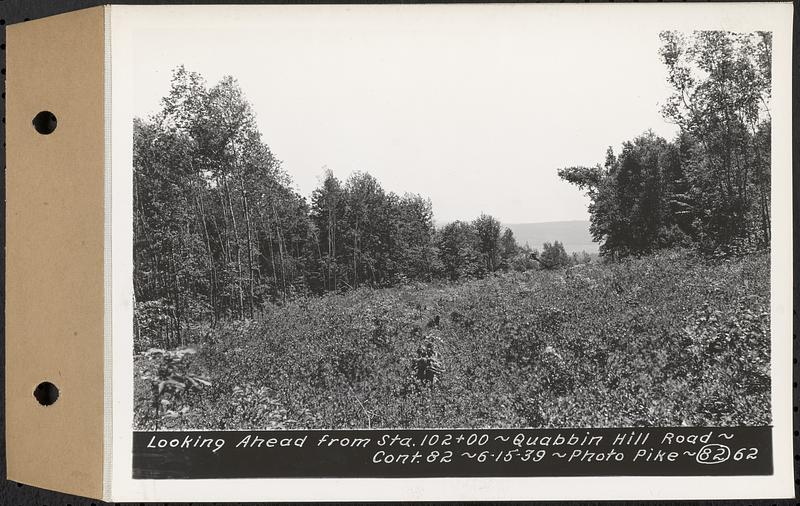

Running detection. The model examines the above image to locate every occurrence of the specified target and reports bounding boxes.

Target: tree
[437,221,483,281]
[539,241,570,269]
[659,30,772,250]
[134,115,208,346]
[309,169,346,292]
[473,214,503,272]
[559,32,771,258]
[393,194,438,283]
[499,228,520,268]
[134,67,314,349]
[341,172,392,288]
[558,132,688,258]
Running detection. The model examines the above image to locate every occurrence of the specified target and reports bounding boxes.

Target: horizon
[433,217,590,226]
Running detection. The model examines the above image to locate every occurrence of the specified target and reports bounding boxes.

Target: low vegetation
[134,250,770,430]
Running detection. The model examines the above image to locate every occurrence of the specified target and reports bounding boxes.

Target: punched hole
[32,111,57,135]
[33,382,59,406]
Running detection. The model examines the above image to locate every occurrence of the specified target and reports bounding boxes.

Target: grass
[134,249,770,430]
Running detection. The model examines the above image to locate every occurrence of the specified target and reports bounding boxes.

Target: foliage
[539,241,571,269]
[473,214,503,272]
[134,347,212,429]
[571,251,593,265]
[134,251,770,429]
[135,68,533,348]
[309,170,439,291]
[499,228,520,267]
[659,31,771,251]
[134,66,307,343]
[558,31,771,257]
[435,221,485,281]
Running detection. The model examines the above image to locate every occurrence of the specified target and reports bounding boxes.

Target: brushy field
[134,250,770,430]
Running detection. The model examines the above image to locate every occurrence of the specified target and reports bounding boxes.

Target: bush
[540,241,571,269]
[134,250,770,429]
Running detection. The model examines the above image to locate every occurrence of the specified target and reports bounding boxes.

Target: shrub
[540,241,571,269]
[134,250,770,429]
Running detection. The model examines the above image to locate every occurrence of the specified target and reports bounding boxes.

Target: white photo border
[108,3,794,501]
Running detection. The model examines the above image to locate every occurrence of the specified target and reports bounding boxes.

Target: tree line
[134,68,552,348]
[559,31,772,258]
[135,31,765,347]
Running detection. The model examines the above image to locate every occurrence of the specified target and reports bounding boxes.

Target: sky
[130,4,680,224]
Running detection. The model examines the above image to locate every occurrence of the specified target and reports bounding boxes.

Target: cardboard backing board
[5,6,105,500]
[0,2,796,502]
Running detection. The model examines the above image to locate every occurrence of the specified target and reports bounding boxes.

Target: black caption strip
[133,426,772,479]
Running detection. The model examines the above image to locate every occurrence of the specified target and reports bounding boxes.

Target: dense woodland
[133,73,560,348]
[134,31,771,352]
[134,89,547,348]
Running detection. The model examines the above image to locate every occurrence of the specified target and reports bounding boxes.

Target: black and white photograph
[132,19,774,432]
[108,3,793,497]
[2,2,793,502]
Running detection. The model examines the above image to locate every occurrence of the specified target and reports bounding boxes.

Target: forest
[134,31,772,429]
[133,69,576,348]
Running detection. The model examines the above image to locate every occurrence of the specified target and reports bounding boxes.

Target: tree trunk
[271,201,288,301]
[223,176,245,319]
[196,194,218,325]
[238,177,256,318]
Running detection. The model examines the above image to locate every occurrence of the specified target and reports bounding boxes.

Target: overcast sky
[130,5,680,224]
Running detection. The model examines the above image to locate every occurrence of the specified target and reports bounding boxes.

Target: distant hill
[505,220,599,254]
